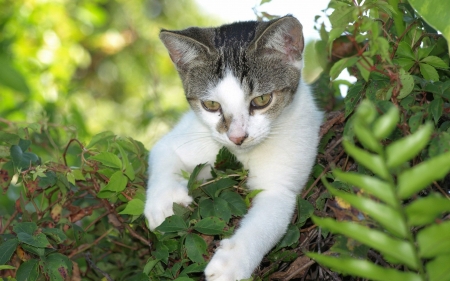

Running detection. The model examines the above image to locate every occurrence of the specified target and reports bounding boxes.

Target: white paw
[144,183,192,231]
[205,239,252,281]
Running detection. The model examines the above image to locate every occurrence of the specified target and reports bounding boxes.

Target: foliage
[0,0,214,143]
[0,117,255,280]
[309,100,450,281]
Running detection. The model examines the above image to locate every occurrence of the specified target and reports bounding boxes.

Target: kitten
[144,15,323,281]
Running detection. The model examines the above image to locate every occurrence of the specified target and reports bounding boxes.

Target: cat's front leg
[205,188,297,281]
[144,140,194,230]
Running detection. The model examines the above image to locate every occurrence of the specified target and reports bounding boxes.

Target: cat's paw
[144,184,192,231]
[204,239,251,281]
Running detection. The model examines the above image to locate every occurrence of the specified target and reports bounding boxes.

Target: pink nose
[228,134,248,145]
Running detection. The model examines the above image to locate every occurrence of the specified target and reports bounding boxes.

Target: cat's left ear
[160,30,211,71]
[249,16,304,66]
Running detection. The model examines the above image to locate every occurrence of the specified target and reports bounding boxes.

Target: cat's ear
[249,16,304,66]
[160,30,211,70]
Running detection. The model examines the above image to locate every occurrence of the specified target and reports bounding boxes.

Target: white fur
[144,72,322,280]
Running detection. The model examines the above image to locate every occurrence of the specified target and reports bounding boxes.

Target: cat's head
[160,15,304,150]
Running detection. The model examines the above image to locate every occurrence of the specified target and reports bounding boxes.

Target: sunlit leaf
[426,255,450,281]
[89,152,122,169]
[324,181,407,238]
[101,171,128,192]
[119,198,145,215]
[385,122,433,169]
[307,253,422,281]
[417,220,450,258]
[405,194,450,226]
[409,0,450,55]
[397,150,450,199]
[343,140,390,180]
[312,217,418,269]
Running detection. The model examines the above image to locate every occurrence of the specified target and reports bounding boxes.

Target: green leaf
[398,69,415,99]
[330,57,359,80]
[101,171,128,192]
[188,163,207,191]
[277,224,300,248]
[419,63,439,81]
[155,215,188,233]
[16,259,39,281]
[324,181,407,238]
[184,233,207,263]
[405,194,450,226]
[408,0,450,53]
[90,152,122,169]
[344,81,364,117]
[353,121,382,153]
[10,145,23,170]
[356,57,372,81]
[396,41,415,60]
[372,105,400,140]
[0,265,16,270]
[21,244,45,257]
[17,232,51,248]
[343,140,390,180]
[199,198,231,222]
[385,122,433,169]
[421,56,448,68]
[394,58,415,71]
[179,263,206,277]
[13,222,37,235]
[0,132,20,145]
[143,258,159,275]
[312,217,418,269]
[426,255,450,281]
[42,253,72,281]
[115,142,135,180]
[203,178,237,198]
[0,55,30,95]
[214,147,242,170]
[297,198,314,224]
[42,228,68,244]
[397,151,450,199]
[152,241,169,264]
[219,191,247,216]
[417,220,450,258]
[307,253,422,281]
[119,198,144,215]
[0,238,18,265]
[194,217,226,235]
[429,97,443,124]
[86,131,114,149]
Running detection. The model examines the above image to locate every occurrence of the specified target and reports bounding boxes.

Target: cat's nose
[228,134,248,145]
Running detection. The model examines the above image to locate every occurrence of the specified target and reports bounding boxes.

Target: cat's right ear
[159,31,210,71]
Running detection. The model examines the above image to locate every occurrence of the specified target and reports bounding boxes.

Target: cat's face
[160,16,304,150]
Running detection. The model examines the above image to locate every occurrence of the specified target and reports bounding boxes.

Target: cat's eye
[251,93,272,109]
[201,100,221,112]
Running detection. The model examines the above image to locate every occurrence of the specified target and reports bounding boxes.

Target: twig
[85,252,114,281]
[283,260,316,281]
[0,210,19,234]
[433,181,450,199]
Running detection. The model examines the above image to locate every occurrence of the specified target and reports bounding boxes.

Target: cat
[144,15,323,281]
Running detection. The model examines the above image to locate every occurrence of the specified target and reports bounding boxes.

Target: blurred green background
[0,0,221,147]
